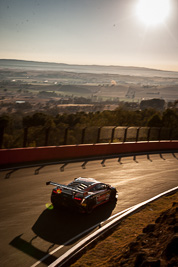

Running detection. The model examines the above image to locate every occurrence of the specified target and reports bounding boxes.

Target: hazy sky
[0,0,178,71]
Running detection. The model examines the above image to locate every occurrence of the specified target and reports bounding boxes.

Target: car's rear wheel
[51,196,60,209]
[86,201,95,214]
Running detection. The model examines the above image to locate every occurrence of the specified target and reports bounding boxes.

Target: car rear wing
[46,181,85,194]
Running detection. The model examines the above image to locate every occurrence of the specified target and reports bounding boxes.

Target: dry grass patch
[71,191,178,267]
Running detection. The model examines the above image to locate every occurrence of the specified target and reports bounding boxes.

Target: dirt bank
[71,191,178,267]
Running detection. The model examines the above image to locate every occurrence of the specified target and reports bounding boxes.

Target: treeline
[0,107,178,148]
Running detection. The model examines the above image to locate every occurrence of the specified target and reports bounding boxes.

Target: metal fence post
[147,127,151,142]
[64,127,69,145]
[169,128,173,141]
[45,127,50,146]
[136,127,140,142]
[0,126,4,149]
[123,127,128,143]
[23,127,28,147]
[96,127,102,143]
[111,126,116,143]
[158,127,162,142]
[81,127,86,144]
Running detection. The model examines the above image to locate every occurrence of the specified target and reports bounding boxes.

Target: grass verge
[71,191,178,267]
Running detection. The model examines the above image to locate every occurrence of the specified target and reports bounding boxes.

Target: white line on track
[48,186,178,267]
[30,207,134,267]
[31,185,178,267]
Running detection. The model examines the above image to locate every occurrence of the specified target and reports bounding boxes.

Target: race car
[46,177,117,213]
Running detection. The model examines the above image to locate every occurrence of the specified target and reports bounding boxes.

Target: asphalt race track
[0,152,178,266]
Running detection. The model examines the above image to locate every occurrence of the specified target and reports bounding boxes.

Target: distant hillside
[0,59,178,78]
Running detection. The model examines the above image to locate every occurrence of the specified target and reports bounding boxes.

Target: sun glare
[136,0,170,26]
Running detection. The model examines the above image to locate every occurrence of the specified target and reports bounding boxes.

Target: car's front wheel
[109,189,117,201]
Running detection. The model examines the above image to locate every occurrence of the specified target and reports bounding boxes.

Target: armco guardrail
[0,141,178,166]
[48,186,178,267]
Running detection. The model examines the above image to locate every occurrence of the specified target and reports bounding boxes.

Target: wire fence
[0,125,175,149]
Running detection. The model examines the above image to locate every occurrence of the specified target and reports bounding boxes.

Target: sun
[136,0,170,26]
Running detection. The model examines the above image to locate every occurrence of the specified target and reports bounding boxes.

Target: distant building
[16,100,26,104]
[140,98,166,111]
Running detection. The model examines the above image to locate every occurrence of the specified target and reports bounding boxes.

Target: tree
[0,115,10,128]
[147,114,162,127]
[0,115,10,148]
[22,115,34,128]
[162,109,178,139]
[162,109,178,128]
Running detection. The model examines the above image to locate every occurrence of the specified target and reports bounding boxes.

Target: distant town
[0,59,178,116]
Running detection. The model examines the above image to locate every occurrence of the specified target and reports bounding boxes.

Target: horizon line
[0,58,178,74]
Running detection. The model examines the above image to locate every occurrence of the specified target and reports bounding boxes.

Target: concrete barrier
[0,141,178,166]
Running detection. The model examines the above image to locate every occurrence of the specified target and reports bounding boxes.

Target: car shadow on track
[32,200,117,245]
